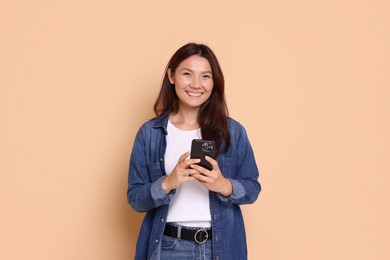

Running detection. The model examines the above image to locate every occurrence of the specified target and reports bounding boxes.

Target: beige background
[1,0,389,259]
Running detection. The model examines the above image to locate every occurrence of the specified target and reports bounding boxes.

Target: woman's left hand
[190,156,232,196]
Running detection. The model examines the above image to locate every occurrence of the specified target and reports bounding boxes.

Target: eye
[183,72,191,76]
[203,74,212,79]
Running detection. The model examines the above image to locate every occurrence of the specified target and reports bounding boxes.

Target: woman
[127,43,261,260]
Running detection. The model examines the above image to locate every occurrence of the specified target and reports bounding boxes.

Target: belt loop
[177,225,182,240]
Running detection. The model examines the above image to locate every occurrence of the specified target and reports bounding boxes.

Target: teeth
[187,92,202,97]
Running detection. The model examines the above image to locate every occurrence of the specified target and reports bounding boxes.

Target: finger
[189,163,205,173]
[190,164,212,178]
[178,152,191,163]
[205,156,219,170]
[190,163,213,174]
[184,175,195,180]
[183,158,201,167]
[187,169,200,176]
[191,172,210,183]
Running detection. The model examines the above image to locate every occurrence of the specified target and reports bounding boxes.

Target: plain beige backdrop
[1,0,389,259]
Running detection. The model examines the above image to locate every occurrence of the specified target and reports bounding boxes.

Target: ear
[167,68,175,84]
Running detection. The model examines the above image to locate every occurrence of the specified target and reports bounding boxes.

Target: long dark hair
[154,43,231,154]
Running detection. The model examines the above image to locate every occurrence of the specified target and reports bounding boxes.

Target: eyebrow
[180,68,212,74]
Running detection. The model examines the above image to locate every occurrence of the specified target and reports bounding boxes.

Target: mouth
[186,91,202,97]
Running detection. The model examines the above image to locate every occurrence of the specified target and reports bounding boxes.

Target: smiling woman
[127,43,261,260]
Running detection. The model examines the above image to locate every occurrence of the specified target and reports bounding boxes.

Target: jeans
[160,234,212,260]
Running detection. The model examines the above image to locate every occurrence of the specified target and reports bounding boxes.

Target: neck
[170,107,199,130]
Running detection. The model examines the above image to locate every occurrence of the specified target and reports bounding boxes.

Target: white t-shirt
[164,120,211,228]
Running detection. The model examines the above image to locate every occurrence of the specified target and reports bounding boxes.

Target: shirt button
[161,218,165,222]
[155,239,159,243]
[160,158,163,161]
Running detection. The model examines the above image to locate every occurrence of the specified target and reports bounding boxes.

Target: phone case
[190,139,215,170]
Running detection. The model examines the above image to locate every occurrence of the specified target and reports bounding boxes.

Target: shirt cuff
[151,176,175,206]
[217,179,245,205]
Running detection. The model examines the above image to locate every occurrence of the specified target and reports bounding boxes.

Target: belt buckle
[194,229,209,244]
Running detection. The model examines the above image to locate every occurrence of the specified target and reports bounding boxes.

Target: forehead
[177,55,212,72]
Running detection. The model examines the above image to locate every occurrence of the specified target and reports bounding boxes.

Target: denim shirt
[127,111,261,260]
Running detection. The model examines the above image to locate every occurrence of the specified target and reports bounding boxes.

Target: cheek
[174,86,183,98]
[206,82,214,92]
[176,78,190,88]
[202,79,214,91]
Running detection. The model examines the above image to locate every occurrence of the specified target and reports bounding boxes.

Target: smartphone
[190,139,215,170]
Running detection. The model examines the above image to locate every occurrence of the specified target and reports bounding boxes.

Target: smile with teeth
[186,92,202,97]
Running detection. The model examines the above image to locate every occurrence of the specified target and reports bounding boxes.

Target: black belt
[164,224,212,244]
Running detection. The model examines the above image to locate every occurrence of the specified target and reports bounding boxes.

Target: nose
[191,76,202,89]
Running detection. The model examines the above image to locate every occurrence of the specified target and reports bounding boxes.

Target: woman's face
[168,55,214,111]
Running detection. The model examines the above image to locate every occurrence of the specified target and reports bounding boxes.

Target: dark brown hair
[154,43,231,154]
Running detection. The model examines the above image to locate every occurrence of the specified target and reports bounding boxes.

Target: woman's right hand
[162,152,201,194]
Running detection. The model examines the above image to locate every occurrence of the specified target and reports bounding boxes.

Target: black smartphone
[190,139,215,170]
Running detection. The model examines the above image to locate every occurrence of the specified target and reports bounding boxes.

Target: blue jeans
[160,234,212,260]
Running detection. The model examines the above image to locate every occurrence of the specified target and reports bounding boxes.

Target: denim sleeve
[217,122,261,205]
[127,127,173,212]
[151,176,175,206]
[216,179,245,205]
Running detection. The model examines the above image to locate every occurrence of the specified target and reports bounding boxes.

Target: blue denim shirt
[127,111,261,260]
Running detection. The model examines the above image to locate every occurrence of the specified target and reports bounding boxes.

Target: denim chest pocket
[147,162,162,181]
[221,158,236,178]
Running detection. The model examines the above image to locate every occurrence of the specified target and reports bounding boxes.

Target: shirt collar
[151,110,170,135]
